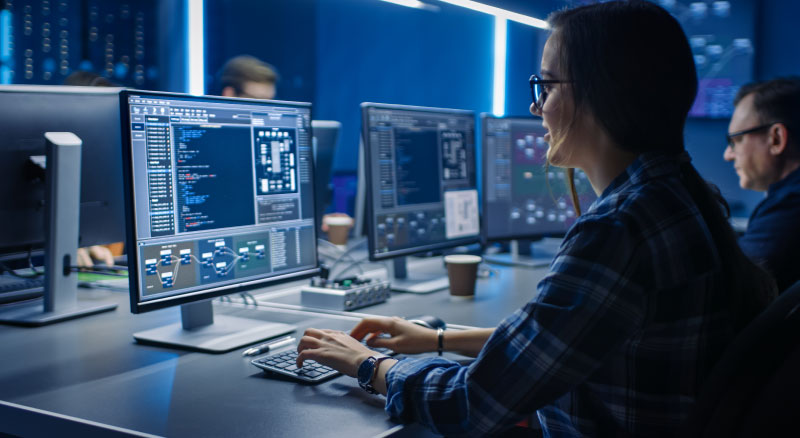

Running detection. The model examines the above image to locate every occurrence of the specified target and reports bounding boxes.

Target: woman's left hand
[295,328,375,377]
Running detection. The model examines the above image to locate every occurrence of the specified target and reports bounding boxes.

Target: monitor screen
[311,120,340,229]
[0,85,126,257]
[121,91,319,313]
[481,114,595,242]
[361,103,479,261]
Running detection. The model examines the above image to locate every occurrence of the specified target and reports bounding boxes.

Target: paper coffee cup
[324,216,353,245]
[444,254,482,297]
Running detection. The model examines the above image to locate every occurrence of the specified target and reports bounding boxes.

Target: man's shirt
[384,153,737,437]
[740,166,800,292]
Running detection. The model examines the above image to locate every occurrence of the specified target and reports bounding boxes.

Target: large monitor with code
[120,90,319,352]
[481,114,595,267]
[361,103,479,293]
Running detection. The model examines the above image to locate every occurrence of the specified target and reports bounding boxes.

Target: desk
[0,292,440,437]
[255,259,549,328]
[0,261,551,437]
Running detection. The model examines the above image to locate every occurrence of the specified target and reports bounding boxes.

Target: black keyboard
[251,340,394,383]
[0,275,44,304]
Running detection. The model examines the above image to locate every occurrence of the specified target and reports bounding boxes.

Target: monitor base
[0,295,117,326]
[133,314,296,354]
[388,257,449,294]
[390,274,450,294]
[483,253,551,269]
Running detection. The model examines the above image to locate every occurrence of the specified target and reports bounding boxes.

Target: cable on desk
[0,260,42,279]
[240,292,257,305]
[332,257,370,281]
[27,247,44,275]
[317,239,364,266]
[321,239,369,279]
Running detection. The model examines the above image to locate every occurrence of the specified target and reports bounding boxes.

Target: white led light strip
[187,0,205,95]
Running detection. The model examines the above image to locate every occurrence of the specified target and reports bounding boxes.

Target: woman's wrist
[372,358,398,395]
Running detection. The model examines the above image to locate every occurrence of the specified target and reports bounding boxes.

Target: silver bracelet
[437,327,444,356]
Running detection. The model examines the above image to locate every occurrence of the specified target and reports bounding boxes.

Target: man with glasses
[725,77,800,292]
[215,55,279,100]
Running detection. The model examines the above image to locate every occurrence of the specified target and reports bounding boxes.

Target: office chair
[681,280,800,437]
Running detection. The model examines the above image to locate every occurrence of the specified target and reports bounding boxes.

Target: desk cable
[0,248,45,279]
[318,239,370,280]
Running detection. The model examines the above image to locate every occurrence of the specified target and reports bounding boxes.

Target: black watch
[357,356,391,394]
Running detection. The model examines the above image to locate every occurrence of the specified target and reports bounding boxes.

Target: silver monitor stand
[483,239,553,269]
[0,132,117,326]
[387,257,449,294]
[133,299,296,353]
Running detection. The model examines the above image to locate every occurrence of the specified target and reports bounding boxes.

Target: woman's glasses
[530,74,569,111]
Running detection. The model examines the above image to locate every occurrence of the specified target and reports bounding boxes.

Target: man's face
[239,81,276,100]
[725,93,776,191]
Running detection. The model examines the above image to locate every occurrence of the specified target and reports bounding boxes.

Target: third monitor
[481,114,595,267]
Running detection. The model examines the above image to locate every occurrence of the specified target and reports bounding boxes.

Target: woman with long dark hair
[295,2,776,435]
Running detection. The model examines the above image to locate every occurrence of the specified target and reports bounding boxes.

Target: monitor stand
[387,257,449,294]
[133,300,296,353]
[0,133,117,326]
[483,239,552,269]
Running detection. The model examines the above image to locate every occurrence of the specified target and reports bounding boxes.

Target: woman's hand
[295,328,375,377]
[350,316,438,354]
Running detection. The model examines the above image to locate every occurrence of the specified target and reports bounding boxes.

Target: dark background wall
[1,0,795,217]
[314,0,494,173]
[204,0,316,103]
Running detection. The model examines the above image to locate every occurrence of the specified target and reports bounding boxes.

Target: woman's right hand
[350,316,438,355]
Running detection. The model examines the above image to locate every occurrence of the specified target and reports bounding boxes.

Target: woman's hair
[548,1,775,329]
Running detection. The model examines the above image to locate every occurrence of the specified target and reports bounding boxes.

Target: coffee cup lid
[443,254,482,264]
[323,216,353,226]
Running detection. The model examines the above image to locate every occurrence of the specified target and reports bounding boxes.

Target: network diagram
[144,241,267,288]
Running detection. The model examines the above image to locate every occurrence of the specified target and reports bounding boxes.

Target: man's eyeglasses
[530,74,570,111]
[725,123,776,148]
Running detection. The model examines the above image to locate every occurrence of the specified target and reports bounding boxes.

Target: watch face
[357,357,375,385]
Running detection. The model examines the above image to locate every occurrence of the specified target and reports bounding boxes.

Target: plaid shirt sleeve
[384,215,647,436]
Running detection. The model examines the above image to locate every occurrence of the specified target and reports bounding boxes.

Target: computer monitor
[361,103,479,293]
[480,114,595,267]
[311,120,340,230]
[0,86,125,324]
[120,90,319,352]
[0,85,126,259]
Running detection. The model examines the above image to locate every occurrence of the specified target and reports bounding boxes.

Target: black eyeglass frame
[725,123,778,148]
[529,74,570,111]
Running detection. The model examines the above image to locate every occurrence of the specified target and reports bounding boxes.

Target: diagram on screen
[140,233,271,294]
[254,128,298,195]
[660,0,754,117]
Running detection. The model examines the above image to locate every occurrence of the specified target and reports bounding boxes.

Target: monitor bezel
[360,102,481,262]
[479,113,569,244]
[120,89,320,314]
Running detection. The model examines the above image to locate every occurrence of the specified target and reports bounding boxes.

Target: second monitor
[361,103,479,293]
[481,114,595,267]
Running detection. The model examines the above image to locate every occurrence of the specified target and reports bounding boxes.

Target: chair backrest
[681,280,800,437]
